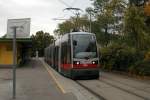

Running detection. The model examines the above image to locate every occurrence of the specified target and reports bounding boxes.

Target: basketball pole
[12,26,17,99]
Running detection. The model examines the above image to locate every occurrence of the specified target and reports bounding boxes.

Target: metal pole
[13,27,17,99]
[89,12,92,33]
[76,13,79,30]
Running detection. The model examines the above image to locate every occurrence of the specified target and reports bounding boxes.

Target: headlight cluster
[74,61,80,65]
[76,61,80,65]
[92,61,98,64]
[92,61,96,64]
[74,61,98,65]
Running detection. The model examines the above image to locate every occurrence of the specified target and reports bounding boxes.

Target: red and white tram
[45,32,100,79]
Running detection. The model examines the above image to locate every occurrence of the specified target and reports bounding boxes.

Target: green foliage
[93,0,114,46]
[94,0,150,76]
[144,51,150,61]
[54,15,90,36]
[124,5,149,50]
[54,20,74,35]
[100,43,137,71]
[91,0,126,46]
[129,60,150,76]
[100,42,150,76]
[129,51,150,76]
[31,31,54,57]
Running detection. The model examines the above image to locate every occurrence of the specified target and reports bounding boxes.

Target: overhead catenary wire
[57,0,82,16]
[56,0,84,31]
[57,0,72,8]
[56,0,71,19]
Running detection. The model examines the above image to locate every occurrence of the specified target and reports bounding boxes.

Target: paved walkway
[0,59,76,100]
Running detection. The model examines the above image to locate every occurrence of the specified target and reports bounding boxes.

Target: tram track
[99,79,150,100]
[75,81,107,100]
[75,79,150,100]
[101,75,150,94]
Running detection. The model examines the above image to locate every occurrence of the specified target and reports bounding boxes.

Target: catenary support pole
[89,12,92,33]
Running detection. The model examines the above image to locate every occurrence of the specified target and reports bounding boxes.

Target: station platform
[0,58,76,100]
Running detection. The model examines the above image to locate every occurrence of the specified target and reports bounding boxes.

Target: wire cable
[57,0,71,7]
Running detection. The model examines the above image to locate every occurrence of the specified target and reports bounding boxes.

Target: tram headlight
[92,61,95,64]
[92,61,98,64]
[74,61,80,65]
[76,61,80,65]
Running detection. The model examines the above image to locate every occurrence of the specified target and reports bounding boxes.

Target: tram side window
[67,43,71,64]
[61,41,71,64]
[61,42,67,64]
[54,46,59,67]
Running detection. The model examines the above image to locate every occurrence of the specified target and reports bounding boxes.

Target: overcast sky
[0,0,92,36]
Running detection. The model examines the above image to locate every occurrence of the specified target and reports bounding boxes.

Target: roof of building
[0,38,32,43]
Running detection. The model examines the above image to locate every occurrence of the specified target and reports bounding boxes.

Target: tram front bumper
[71,68,100,78]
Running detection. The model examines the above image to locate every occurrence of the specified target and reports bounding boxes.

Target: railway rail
[101,75,150,94]
[76,81,106,100]
[75,79,150,100]
[99,79,150,100]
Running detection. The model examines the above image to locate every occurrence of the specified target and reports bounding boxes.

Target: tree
[31,31,54,57]
[90,0,126,46]
[54,20,74,36]
[124,5,149,50]
[54,15,90,36]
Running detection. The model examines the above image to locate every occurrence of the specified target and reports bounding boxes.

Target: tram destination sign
[7,18,30,38]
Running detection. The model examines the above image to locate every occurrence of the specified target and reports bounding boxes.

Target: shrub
[100,42,150,76]
[100,43,137,71]
[129,51,150,76]
[129,60,150,76]
[144,51,150,61]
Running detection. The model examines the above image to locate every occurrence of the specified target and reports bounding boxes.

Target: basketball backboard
[7,18,30,38]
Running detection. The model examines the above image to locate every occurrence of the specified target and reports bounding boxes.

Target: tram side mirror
[73,40,77,46]
[91,36,96,43]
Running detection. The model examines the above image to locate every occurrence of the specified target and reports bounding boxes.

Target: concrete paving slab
[0,59,76,100]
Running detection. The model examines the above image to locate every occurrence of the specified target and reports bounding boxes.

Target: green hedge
[129,60,150,76]
[100,43,150,76]
[129,51,150,76]
[100,43,137,71]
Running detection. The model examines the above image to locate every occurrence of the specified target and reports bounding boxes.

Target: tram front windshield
[72,34,97,59]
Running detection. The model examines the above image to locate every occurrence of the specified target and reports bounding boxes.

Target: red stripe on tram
[73,64,98,69]
[61,64,72,70]
[61,64,98,70]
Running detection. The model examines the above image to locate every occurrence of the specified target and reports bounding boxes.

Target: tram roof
[0,38,32,48]
[69,32,95,35]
